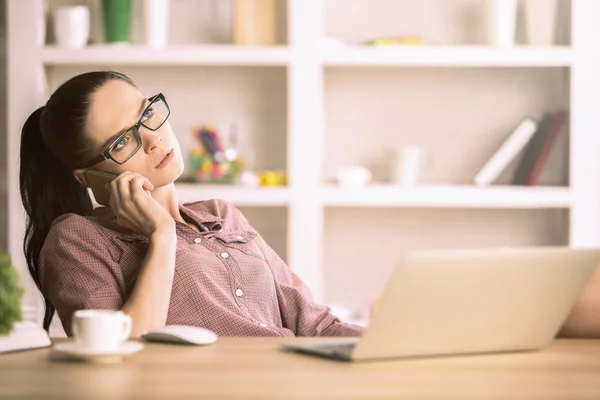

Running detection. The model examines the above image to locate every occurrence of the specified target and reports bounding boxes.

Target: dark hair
[19,71,135,331]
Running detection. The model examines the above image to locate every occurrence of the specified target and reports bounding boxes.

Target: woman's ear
[73,169,89,187]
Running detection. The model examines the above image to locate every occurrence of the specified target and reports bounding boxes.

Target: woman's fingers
[108,172,136,215]
[104,171,163,236]
[130,176,151,202]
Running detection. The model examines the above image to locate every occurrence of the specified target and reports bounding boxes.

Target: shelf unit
[322,184,573,209]
[42,44,291,66]
[175,183,291,207]
[7,1,600,325]
[321,45,574,67]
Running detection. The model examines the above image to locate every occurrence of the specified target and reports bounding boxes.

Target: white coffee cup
[72,310,132,352]
[336,166,372,189]
[54,6,90,49]
[387,146,423,186]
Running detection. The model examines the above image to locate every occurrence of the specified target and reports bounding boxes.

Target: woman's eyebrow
[101,98,149,149]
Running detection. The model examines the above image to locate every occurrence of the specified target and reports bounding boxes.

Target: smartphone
[85,170,118,207]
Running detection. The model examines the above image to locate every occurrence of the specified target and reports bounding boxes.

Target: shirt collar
[179,203,223,225]
[95,202,224,242]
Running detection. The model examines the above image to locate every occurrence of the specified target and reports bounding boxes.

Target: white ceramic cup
[336,166,372,189]
[72,310,132,352]
[387,146,423,186]
[54,6,90,49]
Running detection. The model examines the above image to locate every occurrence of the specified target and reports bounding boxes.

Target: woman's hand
[107,171,175,238]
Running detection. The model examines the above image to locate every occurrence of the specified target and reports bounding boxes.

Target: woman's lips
[156,149,174,168]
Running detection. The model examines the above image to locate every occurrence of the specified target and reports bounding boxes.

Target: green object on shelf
[101,0,132,43]
[189,151,244,184]
[0,254,23,335]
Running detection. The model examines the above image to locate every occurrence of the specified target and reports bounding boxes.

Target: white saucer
[53,341,144,364]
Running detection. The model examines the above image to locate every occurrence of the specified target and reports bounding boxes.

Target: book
[525,110,568,186]
[0,321,51,354]
[474,117,538,186]
[511,112,554,185]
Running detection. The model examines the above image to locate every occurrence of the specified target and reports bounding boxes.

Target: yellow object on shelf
[372,36,424,46]
[258,170,287,187]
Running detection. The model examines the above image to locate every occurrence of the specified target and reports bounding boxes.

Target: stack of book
[474,109,569,186]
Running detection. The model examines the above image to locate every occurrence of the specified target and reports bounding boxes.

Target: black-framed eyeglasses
[81,93,170,168]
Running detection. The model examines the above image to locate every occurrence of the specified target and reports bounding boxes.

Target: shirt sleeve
[39,214,125,336]
[221,201,364,337]
[257,237,364,337]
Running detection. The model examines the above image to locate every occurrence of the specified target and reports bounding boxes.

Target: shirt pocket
[213,230,264,260]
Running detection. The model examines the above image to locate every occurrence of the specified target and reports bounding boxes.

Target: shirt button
[221,252,229,259]
[235,288,243,297]
[193,237,202,244]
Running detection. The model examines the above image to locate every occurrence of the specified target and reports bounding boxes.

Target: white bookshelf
[175,183,291,206]
[7,0,600,327]
[42,44,574,68]
[321,45,574,67]
[322,184,573,209]
[42,44,290,66]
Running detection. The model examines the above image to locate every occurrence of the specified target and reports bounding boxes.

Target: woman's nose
[141,128,162,152]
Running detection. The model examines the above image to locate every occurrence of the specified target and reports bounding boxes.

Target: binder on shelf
[512,110,568,186]
[473,117,538,186]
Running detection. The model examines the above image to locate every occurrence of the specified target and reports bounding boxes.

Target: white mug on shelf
[484,0,517,47]
[336,166,372,189]
[386,146,425,186]
[144,0,170,49]
[524,0,558,46]
[53,6,90,49]
[71,310,132,352]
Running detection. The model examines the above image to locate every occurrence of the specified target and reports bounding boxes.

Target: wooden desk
[1,338,600,399]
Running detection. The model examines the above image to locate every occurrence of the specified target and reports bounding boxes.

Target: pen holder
[188,124,244,184]
[189,150,244,184]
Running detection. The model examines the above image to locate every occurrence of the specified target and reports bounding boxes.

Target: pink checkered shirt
[38,199,364,337]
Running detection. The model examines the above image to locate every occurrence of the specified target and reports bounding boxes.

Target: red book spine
[525,110,568,186]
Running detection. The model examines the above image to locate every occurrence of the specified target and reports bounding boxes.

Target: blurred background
[4,0,600,334]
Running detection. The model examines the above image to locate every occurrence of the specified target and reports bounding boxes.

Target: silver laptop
[283,246,600,362]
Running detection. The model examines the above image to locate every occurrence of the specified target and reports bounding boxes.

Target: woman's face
[85,80,184,187]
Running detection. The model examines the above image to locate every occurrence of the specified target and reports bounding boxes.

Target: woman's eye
[141,107,155,121]
[113,136,130,151]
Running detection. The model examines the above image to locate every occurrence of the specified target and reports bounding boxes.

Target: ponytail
[18,71,135,332]
[19,106,94,331]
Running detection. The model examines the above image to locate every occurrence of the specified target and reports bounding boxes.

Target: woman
[20,71,363,338]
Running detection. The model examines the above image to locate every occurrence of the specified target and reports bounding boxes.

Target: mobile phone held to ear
[85,170,118,207]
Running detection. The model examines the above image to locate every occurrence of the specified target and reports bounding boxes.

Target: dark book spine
[525,110,568,186]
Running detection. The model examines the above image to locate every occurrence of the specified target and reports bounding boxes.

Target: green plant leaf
[0,254,23,335]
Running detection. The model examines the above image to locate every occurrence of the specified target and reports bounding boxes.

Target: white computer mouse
[141,325,218,345]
